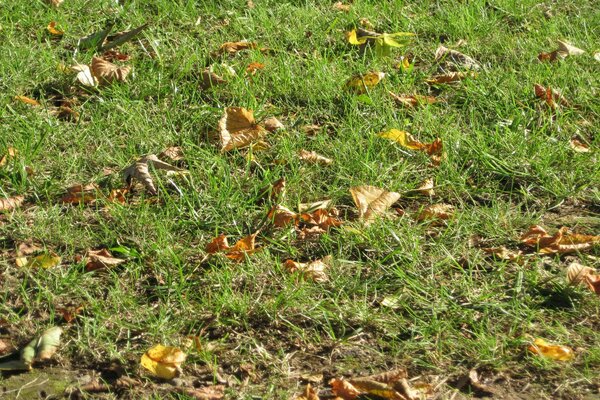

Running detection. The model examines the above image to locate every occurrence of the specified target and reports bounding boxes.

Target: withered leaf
[483,246,523,261]
[259,177,286,204]
[91,57,131,85]
[417,204,455,221]
[72,63,97,87]
[159,146,184,162]
[298,149,332,165]
[350,186,401,224]
[389,92,436,108]
[566,262,600,295]
[218,107,266,151]
[200,69,226,89]
[140,344,187,379]
[0,147,18,167]
[556,40,585,56]
[176,385,225,400]
[534,84,569,109]
[123,154,183,195]
[85,249,126,272]
[47,21,64,36]
[283,259,329,282]
[246,62,265,75]
[218,40,257,55]
[569,138,590,153]
[426,71,476,84]
[60,183,100,205]
[520,225,600,254]
[435,45,480,70]
[263,117,284,132]
[300,208,342,231]
[293,384,320,400]
[268,205,298,227]
[14,96,40,106]
[415,178,435,196]
[0,195,25,212]
[205,233,259,262]
[332,2,351,12]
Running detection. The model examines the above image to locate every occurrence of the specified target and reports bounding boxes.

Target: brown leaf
[0,147,18,167]
[569,138,590,153]
[123,154,183,195]
[246,62,265,75]
[56,304,84,323]
[258,177,286,204]
[206,233,259,262]
[60,183,100,205]
[538,50,560,62]
[268,205,298,227]
[300,208,342,231]
[218,107,267,151]
[299,150,333,165]
[85,248,126,272]
[333,2,351,11]
[176,385,224,400]
[302,124,322,136]
[107,188,128,204]
[14,96,40,106]
[263,117,284,132]
[415,178,434,196]
[294,384,320,400]
[49,106,80,122]
[48,0,63,6]
[426,71,475,84]
[534,84,569,109]
[283,259,329,282]
[0,195,25,212]
[350,186,401,224]
[298,199,332,213]
[206,235,230,254]
[91,57,131,85]
[483,247,523,261]
[434,45,480,70]
[200,69,226,89]
[330,379,362,399]
[520,225,600,254]
[566,262,600,295]
[389,92,436,108]
[102,50,131,62]
[159,146,185,161]
[218,40,257,55]
[417,204,455,221]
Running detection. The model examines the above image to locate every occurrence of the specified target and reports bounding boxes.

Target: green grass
[1,0,599,398]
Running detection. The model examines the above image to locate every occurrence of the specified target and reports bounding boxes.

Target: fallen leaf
[346,72,385,94]
[48,0,63,6]
[246,62,265,75]
[299,149,332,165]
[298,199,332,213]
[520,225,600,254]
[302,124,322,136]
[77,23,114,50]
[60,183,100,205]
[49,106,80,122]
[346,29,414,56]
[534,84,569,110]
[378,129,424,150]
[0,339,13,356]
[200,69,226,89]
[23,253,61,269]
[415,178,434,196]
[556,40,585,56]
[258,177,286,204]
[389,92,436,108]
[417,204,455,221]
[108,188,128,204]
[102,50,131,62]
[283,259,329,282]
[434,45,480,70]
[333,2,351,12]
[0,147,18,167]
[47,21,64,36]
[483,247,523,261]
[159,146,185,162]
[176,385,225,400]
[330,368,417,400]
[218,40,257,55]
[206,233,259,261]
[570,138,590,153]
[218,107,267,151]
[0,195,25,212]
[528,338,574,361]
[14,96,40,106]
[123,154,183,195]
[71,63,98,87]
[56,304,84,323]
[300,208,343,231]
[538,50,560,62]
[350,186,400,224]
[141,344,187,379]
[294,384,320,400]
[263,117,284,132]
[85,249,126,272]
[268,205,298,227]
[91,57,131,85]
[427,71,476,84]
[566,262,600,295]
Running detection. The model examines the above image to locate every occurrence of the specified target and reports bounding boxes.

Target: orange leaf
[14,96,40,106]
[246,62,265,75]
[268,205,298,227]
[528,338,574,361]
[47,21,64,36]
[520,225,600,254]
[206,233,259,261]
[218,40,257,55]
[0,147,18,167]
[60,183,100,205]
[294,384,320,400]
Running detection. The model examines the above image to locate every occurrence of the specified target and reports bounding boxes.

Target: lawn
[1,0,599,399]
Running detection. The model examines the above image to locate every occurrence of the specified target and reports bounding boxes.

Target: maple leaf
[389,92,436,108]
[520,225,600,254]
[298,149,333,165]
[205,233,259,262]
[346,72,385,94]
[0,195,25,212]
[528,338,574,361]
[218,107,267,151]
[141,344,187,379]
[350,186,400,224]
[283,259,329,282]
[91,57,131,85]
[85,248,126,272]
[123,154,184,195]
[434,45,480,70]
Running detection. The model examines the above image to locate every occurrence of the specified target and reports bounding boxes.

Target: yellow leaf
[26,253,61,269]
[415,178,435,196]
[346,72,385,94]
[346,29,368,45]
[298,149,333,165]
[556,40,585,56]
[378,129,424,150]
[141,344,186,379]
[528,338,574,361]
[47,21,64,36]
[218,107,266,151]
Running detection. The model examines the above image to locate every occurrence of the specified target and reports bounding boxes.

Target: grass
[1,0,599,398]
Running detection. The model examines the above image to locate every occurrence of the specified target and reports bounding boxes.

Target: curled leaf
[427,71,476,84]
[435,45,480,70]
[556,40,585,56]
[0,326,64,370]
[528,338,574,361]
[534,84,569,109]
[123,154,183,195]
[72,63,98,87]
[263,117,284,132]
[333,2,351,12]
[85,248,126,272]
[567,262,600,295]
[483,247,522,262]
[206,233,259,262]
[268,205,298,227]
[199,69,226,89]
[569,138,590,153]
[520,225,600,254]
[378,129,443,163]
[218,40,257,55]
[350,186,400,224]
[415,178,435,196]
[294,384,320,400]
[246,62,265,75]
[141,344,187,379]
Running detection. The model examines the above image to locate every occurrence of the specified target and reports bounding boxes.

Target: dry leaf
[218,107,266,151]
[378,129,424,150]
[218,40,257,55]
[570,138,590,153]
[415,178,434,196]
[48,0,63,6]
[263,117,284,132]
[566,262,600,295]
[246,62,265,75]
[56,304,84,323]
[350,186,401,224]
[268,205,298,227]
[141,344,187,379]
[294,384,320,400]
[330,368,417,400]
[534,84,569,109]
[283,259,329,282]
[346,72,385,94]
[85,249,126,272]
[71,63,98,87]
[102,50,131,62]
[176,385,225,400]
[417,204,455,221]
[594,52,600,62]
[426,71,475,84]
[258,177,286,204]
[47,21,64,36]
[108,188,128,204]
[298,199,332,213]
[520,225,600,254]
[528,338,574,361]
[389,92,436,108]
[14,96,40,106]
[300,208,343,231]
[483,247,523,261]
[299,149,333,165]
[205,233,259,262]
[0,195,25,212]
[159,146,185,161]
[0,147,18,167]
[123,154,183,195]
[302,124,322,136]
[333,2,351,12]
[556,40,585,56]
[200,69,226,89]
[49,106,80,122]
[91,57,131,85]
[538,50,560,62]
[60,183,100,205]
[435,45,480,70]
